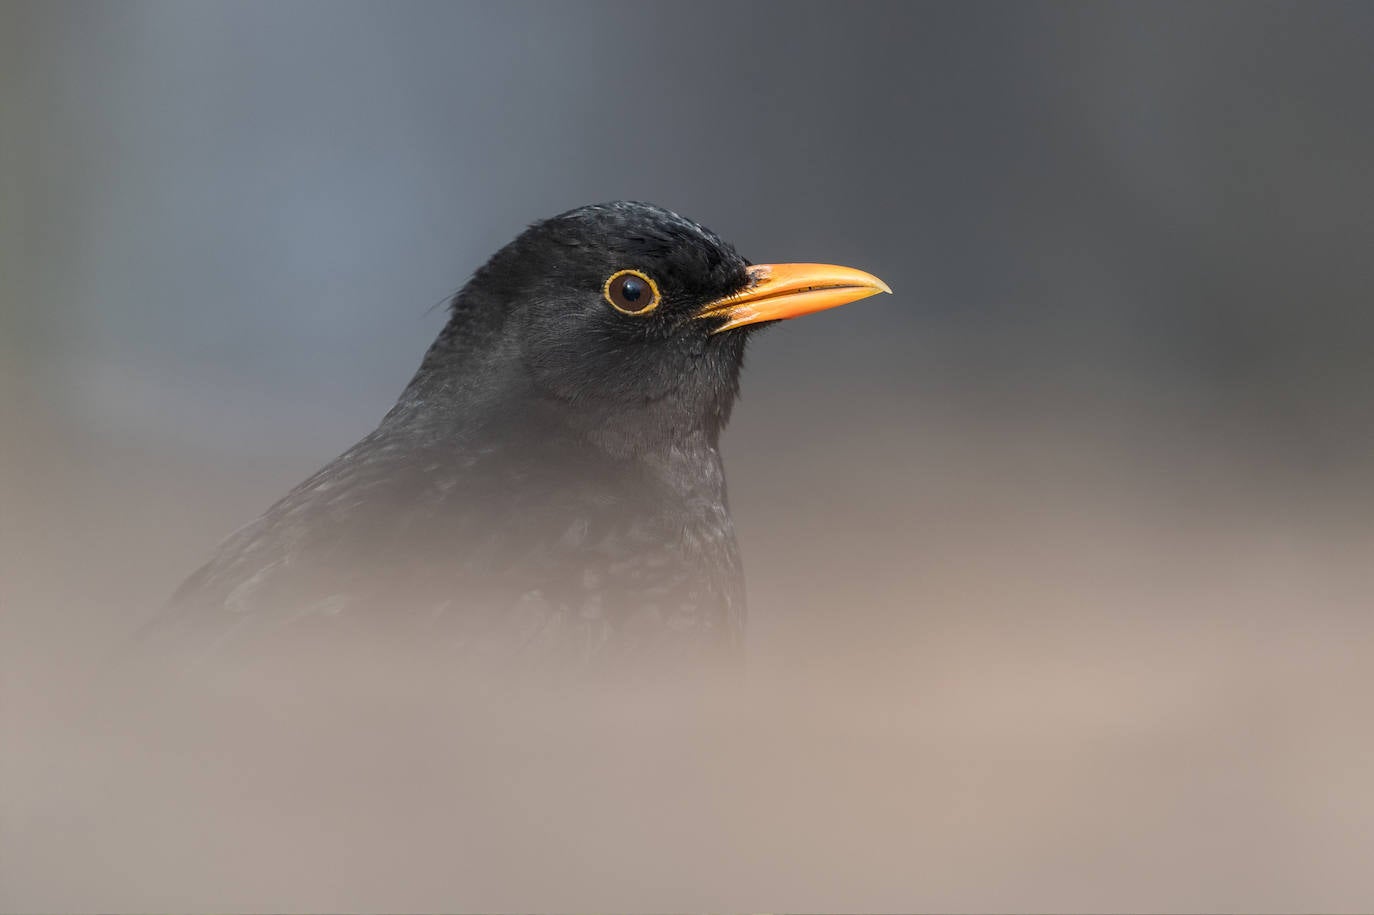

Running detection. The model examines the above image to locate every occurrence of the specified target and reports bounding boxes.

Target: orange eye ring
[603,269,661,316]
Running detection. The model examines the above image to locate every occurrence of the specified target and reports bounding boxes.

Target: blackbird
[151,202,889,681]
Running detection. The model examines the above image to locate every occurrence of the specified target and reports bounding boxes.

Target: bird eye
[604,269,661,316]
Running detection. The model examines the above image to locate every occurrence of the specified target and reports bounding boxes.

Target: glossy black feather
[148,203,757,680]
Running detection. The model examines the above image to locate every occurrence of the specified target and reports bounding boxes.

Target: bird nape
[147,201,890,684]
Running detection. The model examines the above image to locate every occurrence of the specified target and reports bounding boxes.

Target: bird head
[416,202,889,452]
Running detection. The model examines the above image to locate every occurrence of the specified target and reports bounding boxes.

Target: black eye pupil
[606,271,658,314]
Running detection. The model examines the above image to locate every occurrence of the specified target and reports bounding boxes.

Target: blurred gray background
[3,2,1373,911]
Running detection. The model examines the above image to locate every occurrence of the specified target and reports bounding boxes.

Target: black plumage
[148,202,887,682]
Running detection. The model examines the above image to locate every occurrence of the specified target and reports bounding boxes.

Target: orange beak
[695,263,892,333]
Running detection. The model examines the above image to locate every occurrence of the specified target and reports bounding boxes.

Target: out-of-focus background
[4,2,1373,911]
